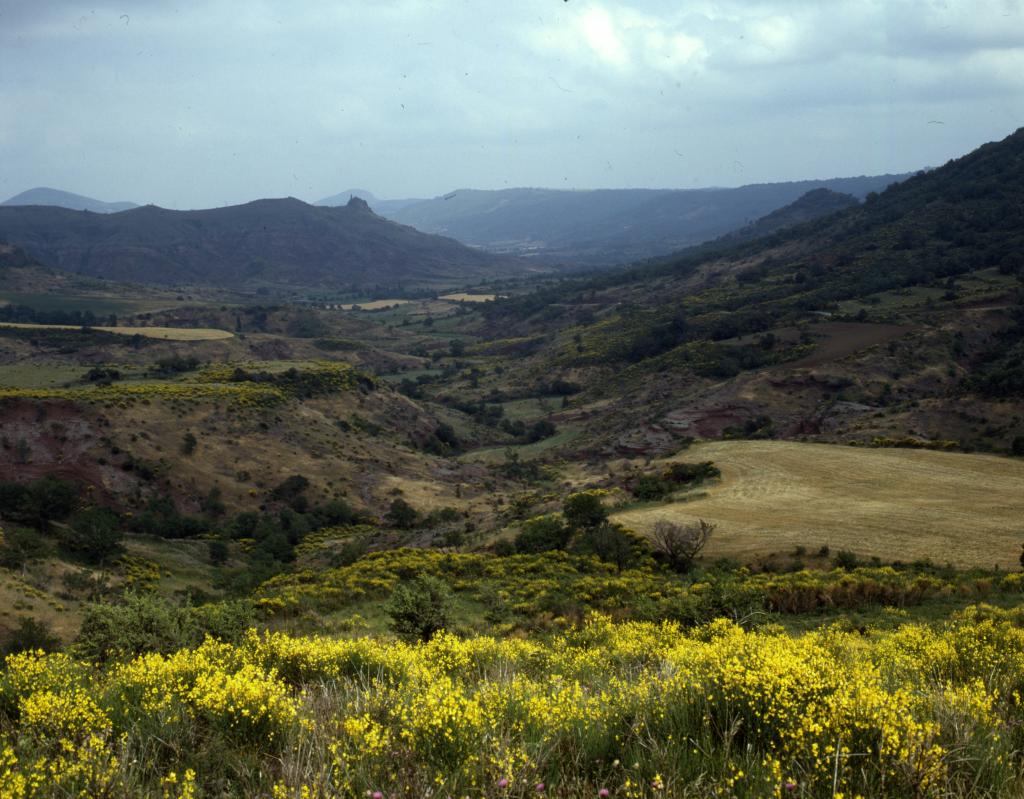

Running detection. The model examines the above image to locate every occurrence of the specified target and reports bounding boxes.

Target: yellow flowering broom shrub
[2,611,1024,797]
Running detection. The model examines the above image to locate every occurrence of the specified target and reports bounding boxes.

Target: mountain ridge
[0,195,536,290]
[2,187,138,214]
[315,189,425,216]
[377,174,911,263]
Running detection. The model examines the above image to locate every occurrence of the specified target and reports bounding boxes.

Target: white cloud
[0,0,1022,205]
[580,7,630,68]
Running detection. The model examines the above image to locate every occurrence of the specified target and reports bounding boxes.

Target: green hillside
[0,196,536,290]
[2,130,1024,799]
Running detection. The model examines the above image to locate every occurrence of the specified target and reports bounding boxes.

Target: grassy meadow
[0,292,178,317]
[613,441,1024,569]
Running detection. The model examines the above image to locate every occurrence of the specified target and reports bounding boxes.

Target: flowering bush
[254,547,1024,628]
[1,610,1023,797]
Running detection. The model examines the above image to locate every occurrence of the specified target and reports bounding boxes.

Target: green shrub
[76,593,254,662]
[61,507,123,564]
[386,574,454,642]
[664,461,721,485]
[833,550,860,570]
[0,524,49,568]
[190,600,256,644]
[270,475,310,503]
[77,592,198,662]
[631,474,673,500]
[1,616,61,656]
[133,497,206,539]
[0,476,79,530]
[573,523,648,571]
[385,498,419,530]
[514,515,571,553]
[563,492,608,531]
[208,539,229,566]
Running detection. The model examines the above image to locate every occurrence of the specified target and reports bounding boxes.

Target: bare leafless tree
[650,519,715,572]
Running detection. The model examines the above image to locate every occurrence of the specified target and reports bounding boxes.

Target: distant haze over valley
[2,187,138,214]
[322,174,911,263]
[1,170,909,282]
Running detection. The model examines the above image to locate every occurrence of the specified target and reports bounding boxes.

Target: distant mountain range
[0,196,534,290]
[2,187,138,214]
[322,175,910,264]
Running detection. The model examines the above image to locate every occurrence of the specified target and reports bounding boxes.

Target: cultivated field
[334,299,413,310]
[613,440,1024,568]
[0,321,233,340]
[438,292,498,302]
[0,291,180,316]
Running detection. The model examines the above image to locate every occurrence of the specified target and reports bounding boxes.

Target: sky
[1,0,1023,209]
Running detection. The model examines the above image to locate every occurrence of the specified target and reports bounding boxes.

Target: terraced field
[613,440,1024,568]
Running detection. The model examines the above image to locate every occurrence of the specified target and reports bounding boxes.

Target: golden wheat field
[335,299,413,310]
[0,321,233,340]
[438,292,499,302]
[613,440,1024,569]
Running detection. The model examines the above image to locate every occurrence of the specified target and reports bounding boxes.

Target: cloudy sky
[1,0,1022,209]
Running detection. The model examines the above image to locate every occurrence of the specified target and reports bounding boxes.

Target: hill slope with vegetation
[470,127,1024,457]
[383,174,907,262]
[0,196,536,291]
[2,130,1024,799]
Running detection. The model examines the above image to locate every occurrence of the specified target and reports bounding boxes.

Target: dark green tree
[574,522,642,572]
[15,476,78,531]
[208,539,229,566]
[61,507,123,564]
[515,515,571,554]
[386,574,454,642]
[386,498,419,529]
[0,524,49,570]
[563,492,608,531]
